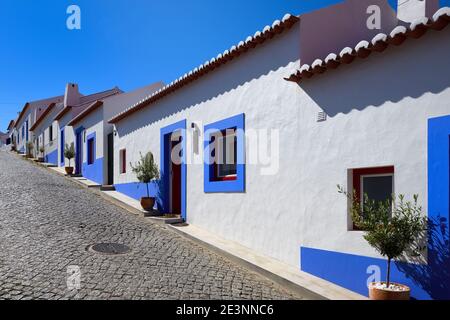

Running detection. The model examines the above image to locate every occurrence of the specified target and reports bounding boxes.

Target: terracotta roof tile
[285,7,450,83]
[108,13,299,124]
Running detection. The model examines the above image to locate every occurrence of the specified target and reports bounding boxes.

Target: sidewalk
[169,224,367,300]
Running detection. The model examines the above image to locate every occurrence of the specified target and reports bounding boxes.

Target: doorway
[161,120,186,220]
[75,128,84,175]
[170,133,182,215]
[60,128,65,166]
[107,133,114,185]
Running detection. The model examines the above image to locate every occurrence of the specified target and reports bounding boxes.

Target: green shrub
[338,185,427,287]
[64,143,75,167]
[131,152,160,198]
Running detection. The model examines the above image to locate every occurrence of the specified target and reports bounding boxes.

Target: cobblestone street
[0,150,299,300]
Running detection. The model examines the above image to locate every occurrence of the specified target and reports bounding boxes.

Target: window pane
[362,175,393,203]
[87,139,94,164]
[217,132,237,177]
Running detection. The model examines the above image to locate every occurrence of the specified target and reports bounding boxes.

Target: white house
[53,84,122,172]
[13,95,64,154]
[29,102,64,163]
[65,82,163,185]
[108,0,450,300]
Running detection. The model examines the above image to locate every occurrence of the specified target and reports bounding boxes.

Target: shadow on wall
[396,216,450,300]
[299,28,450,116]
[115,25,300,137]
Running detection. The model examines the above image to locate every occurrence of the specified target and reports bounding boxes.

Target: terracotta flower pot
[140,197,155,211]
[368,282,410,300]
[65,167,74,175]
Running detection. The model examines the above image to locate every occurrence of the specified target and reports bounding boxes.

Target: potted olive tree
[38,146,45,162]
[64,143,75,175]
[131,152,160,211]
[338,186,426,300]
[26,141,34,158]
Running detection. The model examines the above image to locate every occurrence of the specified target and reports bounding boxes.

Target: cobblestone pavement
[0,151,300,300]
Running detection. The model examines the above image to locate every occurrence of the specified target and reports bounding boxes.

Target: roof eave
[285,7,450,84]
[29,103,57,131]
[67,101,104,127]
[108,14,300,124]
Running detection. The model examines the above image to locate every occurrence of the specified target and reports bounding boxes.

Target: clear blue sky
[0,0,445,131]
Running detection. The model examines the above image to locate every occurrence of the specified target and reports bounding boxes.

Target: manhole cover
[88,243,131,255]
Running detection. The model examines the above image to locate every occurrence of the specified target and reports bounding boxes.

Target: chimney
[397,0,440,23]
[64,83,81,107]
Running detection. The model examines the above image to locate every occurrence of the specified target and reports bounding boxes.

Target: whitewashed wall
[81,108,104,163]
[58,113,75,167]
[113,25,450,269]
[33,108,61,157]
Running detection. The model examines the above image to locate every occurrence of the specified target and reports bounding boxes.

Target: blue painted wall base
[300,247,440,300]
[82,157,103,185]
[114,182,160,210]
[45,149,58,165]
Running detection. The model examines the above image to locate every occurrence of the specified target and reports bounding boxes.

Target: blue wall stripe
[114,181,159,201]
[45,149,58,165]
[82,157,103,185]
[301,247,432,300]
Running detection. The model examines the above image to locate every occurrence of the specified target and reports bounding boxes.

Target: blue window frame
[204,113,245,193]
[86,132,96,165]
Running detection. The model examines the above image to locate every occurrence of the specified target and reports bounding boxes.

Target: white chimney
[397,0,440,23]
[64,83,81,107]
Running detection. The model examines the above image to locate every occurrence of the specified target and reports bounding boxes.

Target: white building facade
[108,0,450,300]
[66,83,163,185]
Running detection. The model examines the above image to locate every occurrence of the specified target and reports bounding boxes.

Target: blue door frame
[75,126,84,175]
[60,127,65,166]
[160,120,187,221]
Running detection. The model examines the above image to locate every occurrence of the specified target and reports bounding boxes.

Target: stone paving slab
[0,150,304,300]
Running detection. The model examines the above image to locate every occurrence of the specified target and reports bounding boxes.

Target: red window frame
[351,166,395,230]
[353,166,394,202]
[120,149,126,174]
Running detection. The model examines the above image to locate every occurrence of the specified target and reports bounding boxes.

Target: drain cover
[88,243,131,255]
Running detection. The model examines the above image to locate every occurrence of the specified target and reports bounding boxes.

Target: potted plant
[38,146,45,162]
[338,186,426,300]
[26,141,34,158]
[131,152,160,211]
[64,142,75,175]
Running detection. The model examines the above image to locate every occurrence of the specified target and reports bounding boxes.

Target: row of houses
[3,0,450,299]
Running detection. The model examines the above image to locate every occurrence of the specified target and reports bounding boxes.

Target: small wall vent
[317,111,327,122]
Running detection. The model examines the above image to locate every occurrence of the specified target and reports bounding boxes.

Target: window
[214,129,237,181]
[351,166,395,229]
[49,125,53,142]
[120,149,126,174]
[87,137,95,165]
[204,114,245,193]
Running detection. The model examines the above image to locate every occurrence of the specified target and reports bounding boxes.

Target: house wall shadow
[299,28,450,116]
[396,215,450,300]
